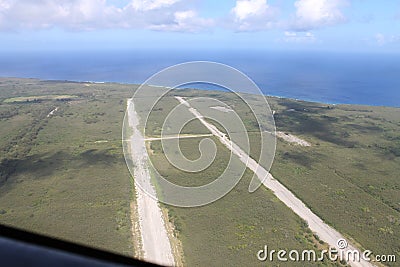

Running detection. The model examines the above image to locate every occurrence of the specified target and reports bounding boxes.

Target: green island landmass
[0,78,398,266]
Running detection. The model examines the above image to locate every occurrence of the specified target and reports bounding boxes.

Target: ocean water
[0,50,399,107]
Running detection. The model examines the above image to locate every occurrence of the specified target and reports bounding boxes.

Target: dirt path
[175,96,374,267]
[144,134,213,141]
[126,99,175,266]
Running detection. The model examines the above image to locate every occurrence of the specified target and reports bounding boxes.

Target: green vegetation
[0,78,136,256]
[0,78,398,266]
[140,92,340,266]
[267,97,400,265]
[4,95,79,103]
[152,138,343,266]
[142,90,399,266]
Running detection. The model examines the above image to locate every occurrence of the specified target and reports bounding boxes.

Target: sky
[0,0,399,53]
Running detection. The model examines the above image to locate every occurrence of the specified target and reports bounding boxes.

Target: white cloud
[305,32,313,37]
[283,31,317,43]
[0,0,122,30]
[375,33,386,46]
[284,31,297,37]
[129,0,180,11]
[374,33,400,46]
[150,10,214,32]
[232,0,268,21]
[0,0,211,32]
[231,0,278,31]
[0,0,352,33]
[0,0,11,10]
[292,0,348,31]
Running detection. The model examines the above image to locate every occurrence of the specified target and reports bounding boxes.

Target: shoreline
[1,76,398,109]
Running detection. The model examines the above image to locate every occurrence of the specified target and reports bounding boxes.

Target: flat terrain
[174,96,371,267]
[0,78,398,266]
[0,78,135,256]
[143,89,399,266]
[268,97,400,261]
[125,98,174,266]
[4,95,79,103]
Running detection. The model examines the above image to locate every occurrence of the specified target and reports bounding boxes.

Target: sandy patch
[210,106,233,113]
[276,131,311,146]
[127,99,175,266]
[94,140,109,144]
[161,207,185,267]
[130,201,143,259]
[47,107,59,118]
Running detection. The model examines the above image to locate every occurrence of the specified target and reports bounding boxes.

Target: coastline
[1,77,398,265]
[1,76,398,109]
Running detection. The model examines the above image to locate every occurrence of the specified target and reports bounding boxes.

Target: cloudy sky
[0,0,399,52]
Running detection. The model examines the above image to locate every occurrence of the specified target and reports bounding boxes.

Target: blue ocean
[0,50,399,107]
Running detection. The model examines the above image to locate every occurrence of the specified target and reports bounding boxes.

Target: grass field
[0,78,398,266]
[150,137,342,266]
[0,78,136,256]
[267,97,400,264]
[3,95,79,103]
[141,90,399,266]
